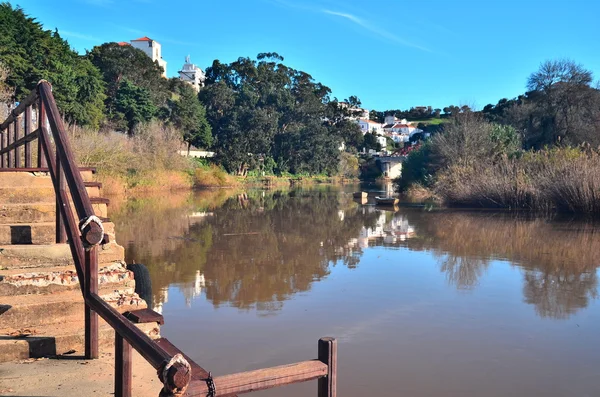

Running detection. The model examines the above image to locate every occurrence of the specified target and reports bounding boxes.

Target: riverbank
[69,122,358,194]
[397,114,600,214]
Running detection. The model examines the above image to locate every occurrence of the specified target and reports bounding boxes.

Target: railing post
[1,131,5,168]
[115,331,133,397]
[7,122,13,168]
[37,100,47,168]
[24,106,32,168]
[318,337,337,397]
[85,246,99,359]
[55,146,67,243]
[13,117,21,168]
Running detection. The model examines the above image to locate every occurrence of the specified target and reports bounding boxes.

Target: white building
[130,36,167,77]
[357,119,384,135]
[383,119,423,143]
[178,55,206,92]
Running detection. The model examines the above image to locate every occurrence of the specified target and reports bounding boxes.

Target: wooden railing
[0,81,337,397]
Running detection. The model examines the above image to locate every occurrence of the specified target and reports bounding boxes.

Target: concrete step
[0,262,134,296]
[0,202,108,223]
[0,242,124,269]
[0,321,159,363]
[0,289,146,330]
[0,169,96,187]
[0,221,114,245]
[0,185,100,204]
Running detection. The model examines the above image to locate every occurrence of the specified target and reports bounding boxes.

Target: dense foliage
[0,3,365,177]
[199,53,361,175]
[0,2,106,127]
[482,59,600,148]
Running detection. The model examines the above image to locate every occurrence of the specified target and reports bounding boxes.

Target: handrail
[38,82,104,246]
[0,81,337,397]
[0,88,38,131]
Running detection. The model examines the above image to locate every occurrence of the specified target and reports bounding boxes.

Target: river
[109,185,600,397]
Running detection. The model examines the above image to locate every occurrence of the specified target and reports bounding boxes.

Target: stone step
[0,242,124,269]
[0,289,146,330]
[0,321,159,363]
[0,185,100,204]
[0,262,134,296]
[0,221,114,245]
[0,169,96,187]
[0,202,108,224]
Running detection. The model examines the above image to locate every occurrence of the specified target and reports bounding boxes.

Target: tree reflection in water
[112,187,381,315]
[111,189,600,320]
[404,212,600,318]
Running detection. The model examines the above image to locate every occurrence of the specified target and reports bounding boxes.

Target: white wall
[131,39,167,77]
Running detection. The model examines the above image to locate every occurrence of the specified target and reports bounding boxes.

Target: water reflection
[403,212,600,318]
[110,188,600,320]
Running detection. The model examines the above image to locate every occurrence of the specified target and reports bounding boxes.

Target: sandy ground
[0,347,163,397]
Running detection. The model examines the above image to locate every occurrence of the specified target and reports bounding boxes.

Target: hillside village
[116,36,429,162]
[341,102,429,154]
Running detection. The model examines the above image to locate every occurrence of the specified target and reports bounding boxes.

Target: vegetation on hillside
[396,59,600,213]
[0,4,366,184]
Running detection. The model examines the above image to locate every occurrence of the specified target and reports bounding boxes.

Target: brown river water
[109,184,600,397]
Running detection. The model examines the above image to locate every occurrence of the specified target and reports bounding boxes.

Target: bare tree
[524,59,600,147]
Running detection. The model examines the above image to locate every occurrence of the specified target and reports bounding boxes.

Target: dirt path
[0,347,162,396]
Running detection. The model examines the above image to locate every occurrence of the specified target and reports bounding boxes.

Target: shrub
[70,120,192,189]
[338,152,359,179]
[395,142,435,192]
[193,164,237,188]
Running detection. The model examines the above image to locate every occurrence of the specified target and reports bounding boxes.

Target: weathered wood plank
[0,89,38,132]
[0,128,39,157]
[155,338,210,380]
[13,118,20,168]
[124,309,164,325]
[24,106,32,167]
[85,247,99,359]
[185,360,328,397]
[39,82,102,245]
[318,337,337,397]
[115,332,132,397]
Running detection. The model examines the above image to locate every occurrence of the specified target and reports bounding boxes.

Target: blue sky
[13,0,600,111]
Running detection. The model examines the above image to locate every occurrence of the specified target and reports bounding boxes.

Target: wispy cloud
[321,9,431,52]
[265,0,431,53]
[59,30,102,42]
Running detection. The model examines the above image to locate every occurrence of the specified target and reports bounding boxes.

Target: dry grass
[69,121,193,192]
[434,147,600,213]
[193,164,238,188]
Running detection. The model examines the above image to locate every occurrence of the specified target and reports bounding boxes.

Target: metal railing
[0,81,337,397]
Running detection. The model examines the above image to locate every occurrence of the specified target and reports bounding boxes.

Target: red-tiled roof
[132,36,152,41]
[117,41,130,46]
[367,120,380,124]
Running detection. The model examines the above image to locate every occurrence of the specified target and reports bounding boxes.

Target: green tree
[363,132,382,152]
[87,42,168,115]
[168,83,212,152]
[114,80,156,134]
[200,53,342,175]
[0,3,105,127]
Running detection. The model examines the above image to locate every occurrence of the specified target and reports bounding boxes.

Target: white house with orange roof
[130,36,167,77]
[357,119,384,135]
[383,119,423,143]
